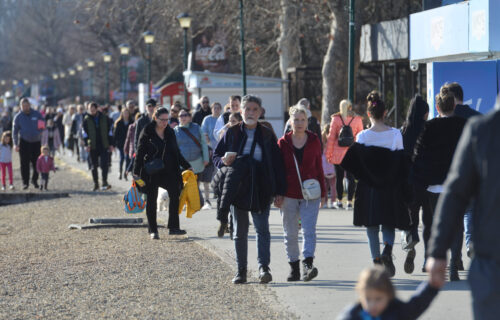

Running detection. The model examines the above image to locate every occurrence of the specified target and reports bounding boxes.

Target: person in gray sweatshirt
[12,98,44,189]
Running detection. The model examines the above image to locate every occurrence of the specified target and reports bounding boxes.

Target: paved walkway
[60,151,473,319]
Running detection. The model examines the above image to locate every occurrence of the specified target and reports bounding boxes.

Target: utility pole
[347,0,355,101]
[239,0,247,95]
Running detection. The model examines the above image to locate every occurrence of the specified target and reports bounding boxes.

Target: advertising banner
[192,25,230,73]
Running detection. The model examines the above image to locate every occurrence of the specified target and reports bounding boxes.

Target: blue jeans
[232,206,271,270]
[366,225,395,260]
[464,211,473,250]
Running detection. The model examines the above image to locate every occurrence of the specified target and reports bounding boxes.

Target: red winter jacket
[36,155,55,174]
[278,131,326,200]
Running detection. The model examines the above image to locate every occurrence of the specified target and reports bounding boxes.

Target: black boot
[404,248,416,274]
[302,257,318,282]
[232,268,247,284]
[449,260,460,281]
[381,244,396,277]
[287,261,301,281]
[217,223,227,238]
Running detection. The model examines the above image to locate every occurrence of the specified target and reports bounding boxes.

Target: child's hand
[426,257,446,289]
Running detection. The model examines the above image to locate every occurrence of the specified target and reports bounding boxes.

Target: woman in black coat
[113,109,131,180]
[133,107,191,239]
[400,95,431,274]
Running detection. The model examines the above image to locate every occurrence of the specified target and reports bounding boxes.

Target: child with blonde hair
[36,145,56,190]
[337,266,438,319]
[0,131,14,190]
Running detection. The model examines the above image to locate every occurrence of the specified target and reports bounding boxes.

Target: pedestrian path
[59,152,473,319]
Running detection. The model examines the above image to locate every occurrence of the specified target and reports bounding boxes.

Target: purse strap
[292,152,304,187]
[181,127,202,150]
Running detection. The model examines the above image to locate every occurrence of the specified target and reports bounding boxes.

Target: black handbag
[144,158,164,175]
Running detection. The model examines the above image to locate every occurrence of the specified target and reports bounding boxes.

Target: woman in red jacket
[275,105,326,282]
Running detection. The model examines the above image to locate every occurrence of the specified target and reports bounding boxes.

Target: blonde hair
[339,99,353,118]
[356,267,395,300]
[289,105,308,118]
[40,145,50,153]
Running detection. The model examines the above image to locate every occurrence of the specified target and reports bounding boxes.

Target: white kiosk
[183,71,287,135]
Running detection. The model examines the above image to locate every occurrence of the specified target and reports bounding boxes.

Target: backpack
[338,116,355,147]
[124,181,147,214]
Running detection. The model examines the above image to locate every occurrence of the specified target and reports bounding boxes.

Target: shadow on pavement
[269,279,358,290]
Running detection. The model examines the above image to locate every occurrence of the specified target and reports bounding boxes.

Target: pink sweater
[36,155,55,173]
[325,114,364,165]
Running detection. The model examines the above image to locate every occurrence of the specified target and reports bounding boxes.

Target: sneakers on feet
[404,248,416,274]
[9,185,14,190]
[1,185,5,191]
[232,268,247,284]
[101,184,111,191]
[346,202,353,210]
[169,228,187,235]
[259,266,273,284]
[150,232,159,240]
[23,184,29,190]
[333,201,343,210]
[217,223,227,238]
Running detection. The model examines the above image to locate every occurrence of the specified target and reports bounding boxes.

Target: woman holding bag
[276,105,326,282]
[134,107,191,239]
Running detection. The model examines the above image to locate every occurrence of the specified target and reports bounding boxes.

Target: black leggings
[334,165,355,201]
[145,182,181,233]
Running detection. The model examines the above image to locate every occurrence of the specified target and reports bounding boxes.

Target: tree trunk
[277,0,298,108]
[321,3,349,125]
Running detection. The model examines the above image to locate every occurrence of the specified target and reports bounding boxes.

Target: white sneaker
[202,203,212,210]
[333,201,343,210]
[1,186,5,191]
[9,185,14,190]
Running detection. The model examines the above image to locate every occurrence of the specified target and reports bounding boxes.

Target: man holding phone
[213,95,286,285]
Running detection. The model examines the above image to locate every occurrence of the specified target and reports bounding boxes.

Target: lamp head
[143,31,155,44]
[119,43,130,55]
[102,52,112,63]
[177,13,192,29]
[68,68,76,76]
[86,59,95,68]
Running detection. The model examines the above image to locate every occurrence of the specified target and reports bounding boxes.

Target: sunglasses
[157,118,169,122]
[202,101,209,104]
[179,114,190,118]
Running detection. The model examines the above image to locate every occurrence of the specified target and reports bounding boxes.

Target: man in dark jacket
[82,102,114,191]
[441,82,481,258]
[412,92,466,280]
[192,96,211,125]
[134,99,156,151]
[213,94,286,285]
[427,102,500,320]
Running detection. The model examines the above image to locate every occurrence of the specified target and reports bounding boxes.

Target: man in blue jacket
[12,98,44,189]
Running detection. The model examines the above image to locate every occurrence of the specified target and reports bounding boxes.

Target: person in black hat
[134,99,157,151]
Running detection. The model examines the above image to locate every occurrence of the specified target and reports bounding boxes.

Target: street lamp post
[177,13,192,108]
[52,74,58,102]
[68,68,76,100]
[102,53,112,103]
[76,64,84,98]
[119,44,130,104]
[143,31,155,99]
[347,0,355,101]
[86,59,95,100]
[239,0,247,95]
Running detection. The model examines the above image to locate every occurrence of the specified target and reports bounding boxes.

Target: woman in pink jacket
[325,100,363,210]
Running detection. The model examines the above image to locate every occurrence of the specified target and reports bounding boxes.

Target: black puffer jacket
[113,119,130,149]
[133,121,190,190]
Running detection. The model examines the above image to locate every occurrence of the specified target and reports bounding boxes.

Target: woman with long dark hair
[113,108,131,180]
[400,95,430,274]
[134,107,191,239]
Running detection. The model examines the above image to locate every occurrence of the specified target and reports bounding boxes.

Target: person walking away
[113,108,131,180]
[426,103,500,319]
[174,109,209,189]
[82,102,115,191]
[134,99,157,151]
[213,95,241,139]
[12,98,44,190]
[36,145,56,190]
[41,119,62,157]
[200,102,223,209]
[325,99,363,209]
[0,131,14,190]
[442,82,481,260]
[322,125,336,207]
[193,96,212,125]
[337,266,438,320]
[213,95,286,284]
[276,105,326,282]
[133,107,191,239]
[63,105,76,155]
[123,112,141,180]
[412,92,466,281]
[400,95,431,274]
[341,92,409,277]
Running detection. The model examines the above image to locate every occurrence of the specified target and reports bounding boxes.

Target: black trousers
[41,172,49,189]
[89,148,109,185]
[19,139,41,186]
[145,181,181,233]
[409,186,433,244]
[427,191,464,262]
[334,164,356,201]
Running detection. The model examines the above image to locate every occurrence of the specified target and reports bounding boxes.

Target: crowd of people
[1,80,497,319]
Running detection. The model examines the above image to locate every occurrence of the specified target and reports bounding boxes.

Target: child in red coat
[36,145,56,190]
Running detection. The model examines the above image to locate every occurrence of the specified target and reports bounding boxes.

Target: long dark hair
[1,131,13,147]
[401,94,429,154]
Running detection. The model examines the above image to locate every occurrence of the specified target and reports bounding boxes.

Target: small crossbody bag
[292,153,321,201]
